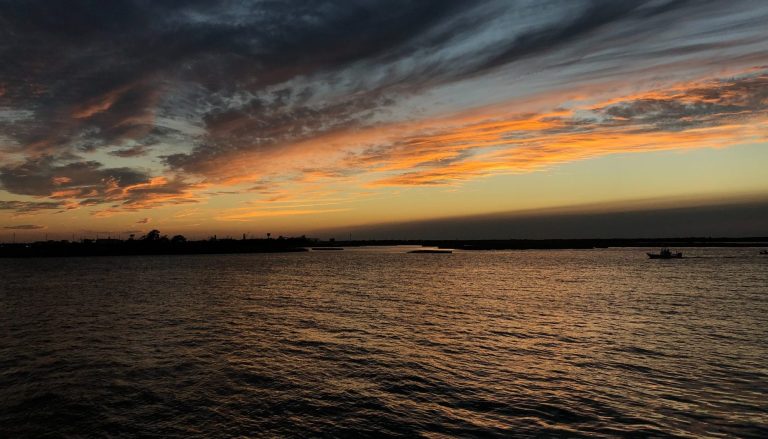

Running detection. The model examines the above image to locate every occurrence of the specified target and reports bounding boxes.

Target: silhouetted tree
[142,229,161,241]
[171,235,187,244]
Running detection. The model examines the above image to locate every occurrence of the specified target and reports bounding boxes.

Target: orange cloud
[216,207,351,222]
[144,70,768,212]
[5,69,766,223]
[356,72,768,186]
[71,96,117,119]
[198,70,765,192]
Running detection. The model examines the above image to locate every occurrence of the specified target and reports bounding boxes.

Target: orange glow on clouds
[2,70,767,230]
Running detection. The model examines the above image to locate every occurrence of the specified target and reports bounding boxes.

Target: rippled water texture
[2,248,767,437]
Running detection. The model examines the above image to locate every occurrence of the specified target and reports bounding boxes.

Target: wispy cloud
[359,72,768,186]
[0,200,68,214]
[0,155,205,214]
[1,1,767,221]
[216,208,351,222]
[3,224,46,230]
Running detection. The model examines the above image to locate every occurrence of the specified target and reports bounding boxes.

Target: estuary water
[1,247,767,438]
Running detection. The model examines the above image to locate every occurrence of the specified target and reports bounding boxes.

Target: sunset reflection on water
[2,248,767,437]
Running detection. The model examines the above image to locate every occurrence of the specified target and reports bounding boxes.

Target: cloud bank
[315,197,768,240]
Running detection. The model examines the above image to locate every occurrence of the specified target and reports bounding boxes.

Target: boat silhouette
[647,248,683,259]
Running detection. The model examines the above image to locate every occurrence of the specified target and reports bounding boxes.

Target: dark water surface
[2,247,767,437]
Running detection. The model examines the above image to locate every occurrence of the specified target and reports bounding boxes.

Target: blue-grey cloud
[597,73,768,131]
[0,0,766,199]
[0,200,65,214]
[0,156,199,211]
[0,156,150,197]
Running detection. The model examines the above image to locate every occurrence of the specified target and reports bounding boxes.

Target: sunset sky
[1,0,767,239]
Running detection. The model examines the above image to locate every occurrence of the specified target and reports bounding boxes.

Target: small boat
[312,247,344,251]
[760,250,768,255]
[408,249,452,254]
[647,248,683,259]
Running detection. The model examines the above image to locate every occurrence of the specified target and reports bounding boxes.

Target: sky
[1,0,767,240]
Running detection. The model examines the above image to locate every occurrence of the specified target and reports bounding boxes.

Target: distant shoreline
[1,236,766,258]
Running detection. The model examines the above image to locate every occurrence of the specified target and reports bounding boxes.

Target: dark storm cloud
[473,1,665,73]
[0,1,704,168]
[162,88,398,174]
[0,0,471,157]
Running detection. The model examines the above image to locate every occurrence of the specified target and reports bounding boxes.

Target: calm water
[1,247,767,438]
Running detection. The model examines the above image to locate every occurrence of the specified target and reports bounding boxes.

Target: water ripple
[1,248,767,437]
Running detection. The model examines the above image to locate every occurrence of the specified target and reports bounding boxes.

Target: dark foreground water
[1,247,767,438]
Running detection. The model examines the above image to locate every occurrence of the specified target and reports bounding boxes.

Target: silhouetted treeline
[1,233,766,257]
[314,236,768,250]
[0,230,313,257]
[439,237,768,250]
